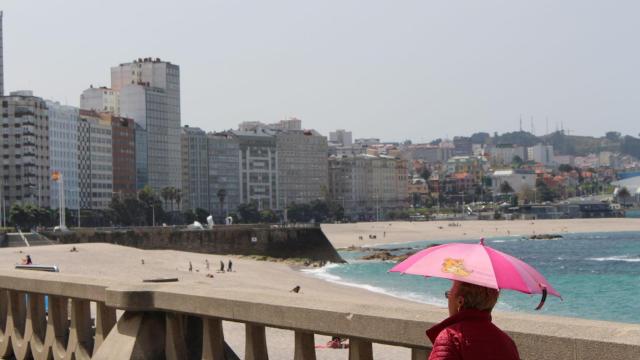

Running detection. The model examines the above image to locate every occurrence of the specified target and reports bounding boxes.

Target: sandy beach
[321,218,640,248]
[0,243,419,359]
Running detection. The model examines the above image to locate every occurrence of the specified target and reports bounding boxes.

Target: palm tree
[217,189,227,217]
[160,187,172,210]
[174,188,182,211]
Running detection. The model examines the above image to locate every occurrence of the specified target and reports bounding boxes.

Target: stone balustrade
[0,270,638,359]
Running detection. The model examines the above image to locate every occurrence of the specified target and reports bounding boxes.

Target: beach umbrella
[389,238,561,310]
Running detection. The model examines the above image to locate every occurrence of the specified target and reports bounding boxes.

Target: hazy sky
[3,1,639,142]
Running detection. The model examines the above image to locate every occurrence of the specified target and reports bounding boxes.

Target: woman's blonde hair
[455,281,499,311]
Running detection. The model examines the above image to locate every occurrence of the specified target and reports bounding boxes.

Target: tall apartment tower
[111,58,181,194]
[180,126,209,212]
[0,11,4,96]
[46,100,80,210]
[1,91,50,208]
[78,110,113,210]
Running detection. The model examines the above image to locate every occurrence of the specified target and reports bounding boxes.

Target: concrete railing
[0,271,638,359]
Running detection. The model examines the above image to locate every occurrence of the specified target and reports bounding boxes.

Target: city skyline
[3,1,640,142]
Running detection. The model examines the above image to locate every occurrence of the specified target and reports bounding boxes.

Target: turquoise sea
[303,232,640,324]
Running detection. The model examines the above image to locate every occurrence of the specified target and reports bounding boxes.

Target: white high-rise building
[46,101,80,210]
[80,86,119,114]
[112,58,181,194]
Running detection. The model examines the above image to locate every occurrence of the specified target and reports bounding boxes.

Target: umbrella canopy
[389,239,561,309]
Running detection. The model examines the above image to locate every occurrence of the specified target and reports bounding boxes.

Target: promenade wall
[0,270,637,359]
[42,225,345,263]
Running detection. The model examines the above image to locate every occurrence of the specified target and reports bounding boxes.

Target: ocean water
[303,232,640,324]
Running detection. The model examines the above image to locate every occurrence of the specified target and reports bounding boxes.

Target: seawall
[42,225,345,263]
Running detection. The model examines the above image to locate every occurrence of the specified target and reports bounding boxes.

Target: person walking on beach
[426,281,519,360]
[219,261,225,272]
[188,261,193,272]
[205,259,210,270]
[227,259,233,272]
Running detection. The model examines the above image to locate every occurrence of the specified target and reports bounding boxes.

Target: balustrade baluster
[165,312,188,360]
[93,301,116,355]
[245,323,268,360]
[65,298,93,359]
[0,290,11,357]
[293,331,316,360]
[348,338,373,360]
[28,294,49,360]
[8,290,28,360]
[47,296,70,360]
[202,317,225,360]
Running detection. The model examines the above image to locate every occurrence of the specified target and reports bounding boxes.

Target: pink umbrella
[389,238,561,310]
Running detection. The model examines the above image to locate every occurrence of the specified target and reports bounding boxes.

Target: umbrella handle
[534,287,547,311]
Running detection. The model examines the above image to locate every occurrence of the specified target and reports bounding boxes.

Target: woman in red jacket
[426,281,520,360]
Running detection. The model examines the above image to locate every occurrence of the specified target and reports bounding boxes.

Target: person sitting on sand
[290,285,301,293]
[426,280,519,360]
[21,255,32,265]
[327,337,348,349]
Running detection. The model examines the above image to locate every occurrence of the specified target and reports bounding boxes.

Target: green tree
[237,202,261,223]
[419,168,431,181]
[617,187,631,206]
[558,164,573,173]
[194,208,209,224]
[535,179,556,202]
[259,209,278,223]
[182,209,196,224]
[511,155,524,168]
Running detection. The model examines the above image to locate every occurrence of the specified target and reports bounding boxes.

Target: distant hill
[469,130,640,158]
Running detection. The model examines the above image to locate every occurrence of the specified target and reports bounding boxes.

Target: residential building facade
[276,129,328,208]
[80,86,119,114]
[528,144,554,166]
[328,155,408,220]
[207,133,241,217]
[1,91,50,208]
[491,169,537,195]
[180,126,209,211]
[78,110,112,209]
[488,144,527,165]
[112,58,181,197]
[110,114,136,197]
[46,100,80,210]
[235,130,278,210]
[329,129,353,146]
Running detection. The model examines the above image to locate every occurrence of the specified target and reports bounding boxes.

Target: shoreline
[321,218,640,248]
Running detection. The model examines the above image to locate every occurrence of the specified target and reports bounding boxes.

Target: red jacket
[426,309,520,360]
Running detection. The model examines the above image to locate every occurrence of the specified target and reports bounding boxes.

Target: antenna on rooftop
[519,115,523,131]
[530,116,535,135]
[546,117,549,135]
